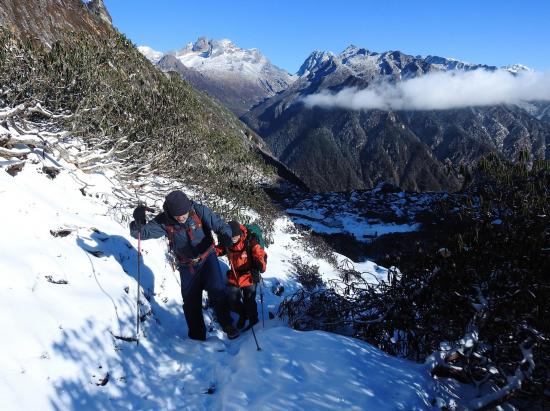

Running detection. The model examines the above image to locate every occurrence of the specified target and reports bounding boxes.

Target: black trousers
[227,284,258,322]
[179,251,232,340]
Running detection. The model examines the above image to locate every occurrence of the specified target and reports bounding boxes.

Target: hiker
[130,190,240,341]
[216,220,267,330]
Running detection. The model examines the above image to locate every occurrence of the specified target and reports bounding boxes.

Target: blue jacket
[130,202,232,261]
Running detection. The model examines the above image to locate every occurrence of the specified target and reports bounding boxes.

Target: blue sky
[103,0,550,74]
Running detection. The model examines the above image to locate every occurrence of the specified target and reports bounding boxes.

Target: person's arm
[251,242,267,273]
[129,213,167,240]
[193,203,232,247]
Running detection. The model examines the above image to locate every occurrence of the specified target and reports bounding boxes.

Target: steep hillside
[0,0,112,43]
[0,0,283,220]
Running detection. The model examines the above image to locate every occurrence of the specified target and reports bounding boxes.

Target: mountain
[242,46,550,192]
[296,46,496,80]
[140,37,296,116]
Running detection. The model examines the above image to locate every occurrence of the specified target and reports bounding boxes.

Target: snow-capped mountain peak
[340,44,370,58]
[191,35,210,52]
[297,50,335,77]
[423,54,496,71]
[296,45,503,80]
[502,64,533,74]
[137,45,164,64]
[139,37,296,116]
[169,36,271,77]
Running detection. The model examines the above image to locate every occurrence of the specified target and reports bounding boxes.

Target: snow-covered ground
[283,187,444,246]
[288,209,420,241]
[0,145,439,409]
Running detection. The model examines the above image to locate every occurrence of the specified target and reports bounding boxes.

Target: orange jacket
[215,224,267,287]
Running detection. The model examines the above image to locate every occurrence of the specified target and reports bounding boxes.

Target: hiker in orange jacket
[216,220,266,329]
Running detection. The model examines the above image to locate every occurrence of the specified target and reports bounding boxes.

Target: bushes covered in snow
[280,153,550,409]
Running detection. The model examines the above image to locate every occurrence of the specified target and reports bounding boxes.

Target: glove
[251,269,261,284]
[220,235,233,248]
[252,259,263,273]
[133,205,154,227]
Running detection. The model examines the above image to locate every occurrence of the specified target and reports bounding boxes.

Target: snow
[0,131,437,409]
[173,39,267,77]
[502,64,532,74]
[137,46,164,64]
[287,209,420,243]
[139,38,296,91]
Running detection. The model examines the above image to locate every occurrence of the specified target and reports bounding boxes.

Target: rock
[45,275,68,285]
[6,162,25,176]
[42,166,60,179]
[86,0,112,25]
[50,228,72,237]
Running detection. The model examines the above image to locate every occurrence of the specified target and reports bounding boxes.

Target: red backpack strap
[166,225,175,252]
[185,211,202,241]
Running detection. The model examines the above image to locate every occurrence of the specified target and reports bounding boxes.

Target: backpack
[244,223,267,264]
[245,223,266,249]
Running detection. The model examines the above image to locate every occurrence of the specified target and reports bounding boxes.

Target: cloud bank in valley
[301,69,550,111]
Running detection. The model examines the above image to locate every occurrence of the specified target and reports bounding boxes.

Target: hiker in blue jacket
[130,190,239,341]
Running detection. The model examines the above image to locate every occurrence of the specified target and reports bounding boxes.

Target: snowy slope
[0,130,438,410]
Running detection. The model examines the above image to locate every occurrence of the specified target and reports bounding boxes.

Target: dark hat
[228,220,242,237]
[163,190,192,217]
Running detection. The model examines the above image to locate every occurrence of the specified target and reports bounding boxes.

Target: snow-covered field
[0,148,438,410]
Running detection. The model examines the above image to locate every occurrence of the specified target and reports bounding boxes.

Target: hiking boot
[223,325,239,340]
[242,317,259,331]
[188,333,206,342]
[237,315,247,329]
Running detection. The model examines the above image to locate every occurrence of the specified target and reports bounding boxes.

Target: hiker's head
[164,190,191,222]
[228,220,242,244]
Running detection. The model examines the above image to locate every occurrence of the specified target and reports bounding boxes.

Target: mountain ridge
[140,37,296,116]
[241,44,549,192]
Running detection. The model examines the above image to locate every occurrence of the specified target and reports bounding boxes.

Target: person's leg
[226,284,244,317]
[199,251,233,328]
[179,267,206,341]
[242,284,259,324]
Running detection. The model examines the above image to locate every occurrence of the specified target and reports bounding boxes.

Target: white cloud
[301,69,550,111]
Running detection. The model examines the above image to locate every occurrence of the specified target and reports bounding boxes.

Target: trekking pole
[135,229,142,346]
[227,250,261,351]
[259,277,265,328]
